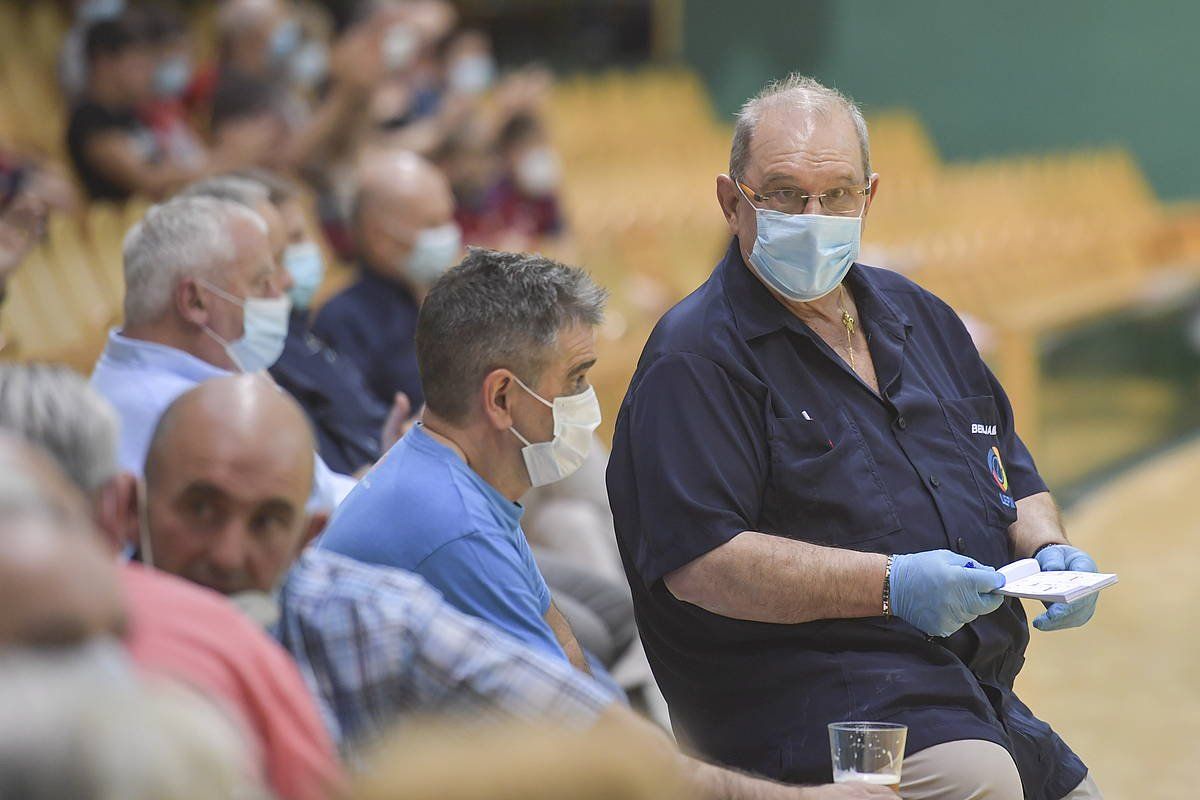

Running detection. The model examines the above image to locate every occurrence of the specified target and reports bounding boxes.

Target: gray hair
[0,650,267,800]
[122,196,266,327]
[176,175,271,211]
[729,73,871,182]
[416,249,608,424]
[0,364,119,493]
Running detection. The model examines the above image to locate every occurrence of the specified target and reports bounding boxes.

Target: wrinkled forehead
[151,417,313,505]
[745,103,865,183]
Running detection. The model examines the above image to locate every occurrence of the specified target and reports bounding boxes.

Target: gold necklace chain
[837,285,856,370]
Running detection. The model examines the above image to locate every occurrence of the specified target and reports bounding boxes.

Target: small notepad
[995,558,1118,604]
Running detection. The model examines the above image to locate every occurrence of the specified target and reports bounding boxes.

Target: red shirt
[120,563,342,800]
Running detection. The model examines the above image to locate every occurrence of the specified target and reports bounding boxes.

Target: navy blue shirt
[607,240,1086,798]
[270,311,388,475]
[312,269,424,411]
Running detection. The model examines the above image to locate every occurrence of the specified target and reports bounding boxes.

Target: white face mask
[739,184,864,302]
[404,223,462,287]
[283,241,324,310]
[448,54,495,94]
[508,375,601,488]
[197,278,291,372]
[514,147,562,197]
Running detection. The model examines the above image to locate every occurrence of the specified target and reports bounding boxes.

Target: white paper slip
[994,558,1118,604]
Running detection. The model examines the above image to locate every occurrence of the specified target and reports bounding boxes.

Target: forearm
[1008,491,1069,559]
[665,531,888,624]
[282,86,368,167]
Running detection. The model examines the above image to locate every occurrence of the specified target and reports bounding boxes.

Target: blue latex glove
[1032,544,1099,631]
[890,550,1006,638]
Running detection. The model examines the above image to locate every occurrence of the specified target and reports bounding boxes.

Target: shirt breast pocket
[763,410,902,547]
[938,395,1019,529]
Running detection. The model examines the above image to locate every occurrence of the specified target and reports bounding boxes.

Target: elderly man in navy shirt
[607,75,1104,800]
[313,151,463,413]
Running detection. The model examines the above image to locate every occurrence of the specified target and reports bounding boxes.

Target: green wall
[683,0,1198,200]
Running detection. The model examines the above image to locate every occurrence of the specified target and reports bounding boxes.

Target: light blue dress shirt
[90,329,356,509]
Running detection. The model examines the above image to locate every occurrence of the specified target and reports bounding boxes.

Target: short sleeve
[417,534,565,662]
[609,352,768,585]
[984,361,1047,501]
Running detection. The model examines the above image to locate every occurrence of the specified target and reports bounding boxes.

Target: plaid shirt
[274,549,615,752]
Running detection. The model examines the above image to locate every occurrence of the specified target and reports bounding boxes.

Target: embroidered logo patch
[988,446,1009,492]
[971,423,997,435]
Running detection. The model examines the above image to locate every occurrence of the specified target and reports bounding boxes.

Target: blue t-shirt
[318,425,561,660]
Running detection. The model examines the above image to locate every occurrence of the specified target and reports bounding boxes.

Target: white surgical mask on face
[153,55,192,98]
[508,375,601,488]
[404,223,462,287]
[514,147,561,197]
[283,241,324,310]
[448,54,495,94]
[197,278,291,372]
[738,183,864,302]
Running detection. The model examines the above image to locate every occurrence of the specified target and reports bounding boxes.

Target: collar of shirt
[719,237,911,345]
[407,423,524,531]
[101,327,231,383]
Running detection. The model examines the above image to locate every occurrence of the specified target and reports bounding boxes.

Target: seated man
[318,249,610,673]
[0,433,126,651]
[181,171,407,475]
[246,169,400,475]
[137,374,887,799]
[0,363,342,800]
[89,195,354,509]
[313,151,462,411]
[66,13,259,201]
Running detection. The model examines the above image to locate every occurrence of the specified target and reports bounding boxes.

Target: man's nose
[207,525,247,575]
[802,195,824,215]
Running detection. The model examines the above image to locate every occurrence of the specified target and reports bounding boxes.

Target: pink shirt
[120,563,343,800]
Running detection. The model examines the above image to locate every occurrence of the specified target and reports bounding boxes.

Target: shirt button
[930,475,941,488]
[896,416,908,430]
[955,536,966,553]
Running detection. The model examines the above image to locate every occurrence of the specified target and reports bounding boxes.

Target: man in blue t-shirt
[319,248,607,673]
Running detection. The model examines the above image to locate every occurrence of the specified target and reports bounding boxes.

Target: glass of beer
[828,721,907,791]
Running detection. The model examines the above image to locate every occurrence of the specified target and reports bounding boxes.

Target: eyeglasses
[738,180,871,216]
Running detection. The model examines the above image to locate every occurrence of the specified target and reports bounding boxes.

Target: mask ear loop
[507,373,553,447]
[194,278,250,373]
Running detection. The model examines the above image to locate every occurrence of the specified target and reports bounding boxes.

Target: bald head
[0,435,126,649]
[143,375,318,594]
[353,151,458,284]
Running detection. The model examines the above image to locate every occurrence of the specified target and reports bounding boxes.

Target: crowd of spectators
[0,2,896,799]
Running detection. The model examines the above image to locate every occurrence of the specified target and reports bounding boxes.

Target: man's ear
[861,172,880,234]
[716,174,742,234]
[300,511,328,550]
[480,368,516,432]
[93,472,139,556]
[176,276,209,327]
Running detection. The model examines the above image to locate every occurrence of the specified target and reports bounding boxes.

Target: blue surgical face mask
[284,241,324,310]
[738,184,864,302]
[447,54,495,94]
[78,0,124,23]
[153,55,192,98]
[270,19,301,63]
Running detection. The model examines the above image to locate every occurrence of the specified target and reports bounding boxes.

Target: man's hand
[890,550,1006,638]
[1031,544,1099,631]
